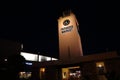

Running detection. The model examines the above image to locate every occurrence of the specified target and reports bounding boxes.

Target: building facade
[30,12,120,80]
[1,12,120,80]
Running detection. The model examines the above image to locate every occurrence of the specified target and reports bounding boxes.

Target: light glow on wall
[21,44,23,50]
[4,59,7,61]
[40,68,45,72]
[96,62,105,67]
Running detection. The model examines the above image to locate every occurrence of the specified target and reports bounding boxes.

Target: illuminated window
[39,55,51,62]
[20,52,38,61]
[21,52,58,62]
[62,66,81,80]
[46,56,51,61]
[52,58,58,61]
[19,72,32,79]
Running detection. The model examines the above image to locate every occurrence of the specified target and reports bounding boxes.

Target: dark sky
[0,0,119,58]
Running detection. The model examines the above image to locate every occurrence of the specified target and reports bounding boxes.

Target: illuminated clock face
[63,19,70,26]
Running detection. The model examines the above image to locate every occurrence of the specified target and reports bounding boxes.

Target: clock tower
[58,11,83,62]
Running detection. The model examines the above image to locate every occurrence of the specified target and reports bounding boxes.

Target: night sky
[0,0,119,58]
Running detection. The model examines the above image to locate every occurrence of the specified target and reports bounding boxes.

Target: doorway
[62,66,81,80]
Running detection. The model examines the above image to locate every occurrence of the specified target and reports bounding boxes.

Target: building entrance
[62,66,81,80]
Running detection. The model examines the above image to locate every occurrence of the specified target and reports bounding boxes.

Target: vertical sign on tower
[58,11,83,62]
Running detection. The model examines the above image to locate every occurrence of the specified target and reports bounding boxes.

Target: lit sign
[25,62,32,65]
[63,19,70,26]
[61,19,73,33]
[61,25,73,33]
